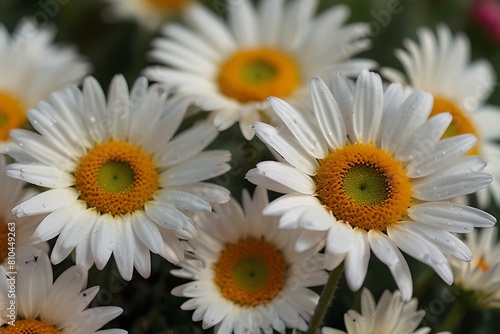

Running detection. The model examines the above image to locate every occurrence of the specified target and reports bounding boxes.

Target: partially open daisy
[381,24,500,209]
[449,226,500,309]
[103,0,195,30]
[171,186,328,333]
[6,75,231,281]
[145,0,375,140]
[0,154,48,269]
[0,253,126,333]
[0,19,90,152]
[246,70,496,302]
[322,289,451,334]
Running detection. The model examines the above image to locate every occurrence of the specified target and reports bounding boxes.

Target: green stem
[437,300,466,332]
[306,263,344,334]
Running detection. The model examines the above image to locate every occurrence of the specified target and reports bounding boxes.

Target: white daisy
[449,226,500,309]
[380,24,500,209]
[0,18,90,152]
[322,289,451,334]
[0,253,126,333]
[246,70,496,302]
[171,186,328,333]
[0,154,49,269]
[5,74,231,281]
[103,0,195,30]
[145,0,375,140]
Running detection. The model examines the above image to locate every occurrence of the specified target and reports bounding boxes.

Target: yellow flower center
[315,143,412,231]
[0,222,8,263]
[75,141,159,216]
[1,319,60,333]
[144,0,189,10]
[218,48,300,103]
[476,258,490,272]
[0,91,26,141]
[213,239,288,307]
[430,97,480,155]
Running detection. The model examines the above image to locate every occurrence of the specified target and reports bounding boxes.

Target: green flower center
[239,61,277,85]
[232,258,269,292]
[97,161,135,194]
[343,164,389,206]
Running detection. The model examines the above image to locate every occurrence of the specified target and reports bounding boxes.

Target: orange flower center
[75,141,159,216]
[430,97,480,155]
[315,143,412,231]
[218,48,300,103]
[213,239,288,307]
[476,258,490,272]
[0,91,26,141]
[144,0,190,10]
[1,319,60,333]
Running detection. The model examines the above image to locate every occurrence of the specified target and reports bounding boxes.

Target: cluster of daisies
[1,0,499,333]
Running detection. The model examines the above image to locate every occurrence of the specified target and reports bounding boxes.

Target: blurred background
[1,0,499,333]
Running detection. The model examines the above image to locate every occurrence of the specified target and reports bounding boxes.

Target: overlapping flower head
[247,70,496,302]
[322,289,451,334]
[449,226,500,309]
[0,18,90,151]
[170,186,328,333]
[0,253,125,333]
[5,75,231,280]
[381,24,500,208]
[0,154,48,268]
[145,0,375,140]
[104,0,195,30]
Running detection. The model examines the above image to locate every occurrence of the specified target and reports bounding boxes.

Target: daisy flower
[246,70,496,302]
[171,186,328,333]
[145,0,375,140]
[449,226,500,309]
[0,253,126,333]
[103,0,195,31]
[322,289,451,334]
[381,24,500,208]
[0,18,90,152]
[5,75,231,281]
[0,154,49,269]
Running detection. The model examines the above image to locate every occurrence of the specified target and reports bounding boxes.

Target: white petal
[352,70,383,144]
[269,97,328,159]
[399,222,472,261]
[412,172,492,201]
[107,74,130,141]
[381,91,433,154]
[344,228,370,291]
[406,134,478,178]
[155,189,211,212]
[408,202,496,233]
[388,224,453,284]
[228,0,257,46]
[161,151,231,186]
[325,221,354,254]
[310,77,347,149]
[251,161,315,194]
[7,163,74,188]
[145,201,193,232]
[12,188,79,217]
[246,169,298,194]
[368,230,413,301]
[263,194,321,216]
[155,123,219,168]
[253,122,319,175]
[82,76,108,143]
[131,211,164,254]
[90,215,118,270]
[395,112,452,162]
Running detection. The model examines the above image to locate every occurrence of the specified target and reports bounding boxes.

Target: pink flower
[473,0,500,42]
